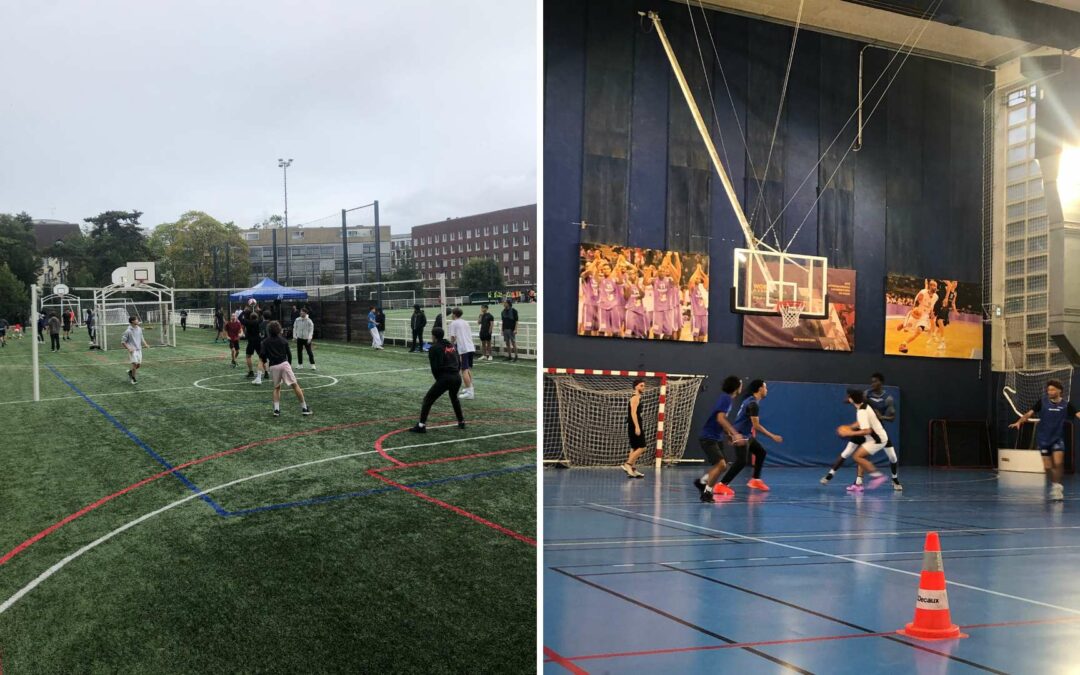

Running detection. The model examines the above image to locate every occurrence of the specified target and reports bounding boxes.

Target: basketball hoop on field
[776,300,804,329]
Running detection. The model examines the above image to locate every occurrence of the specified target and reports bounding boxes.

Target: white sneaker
[460,389,475,400]
[311,364,316,371]
[1051,484,1065,501]
[252,376,262,385]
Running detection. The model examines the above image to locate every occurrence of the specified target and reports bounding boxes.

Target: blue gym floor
[544,466,1080,674]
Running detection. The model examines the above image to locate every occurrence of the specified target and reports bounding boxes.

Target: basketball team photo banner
[577,243,709,343]
[884,274,983,360]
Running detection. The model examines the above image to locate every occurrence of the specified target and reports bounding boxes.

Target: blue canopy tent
[228,278,308,302]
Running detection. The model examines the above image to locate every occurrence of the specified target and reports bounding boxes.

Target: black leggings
[419,374,464,424]
[296,338,314,364]
[50,334,60,350]
[720,438,767,484]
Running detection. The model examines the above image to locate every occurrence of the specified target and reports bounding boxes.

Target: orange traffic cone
[898,532,967,640]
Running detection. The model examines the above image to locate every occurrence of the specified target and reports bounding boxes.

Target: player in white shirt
[120,316,150,384]
[897,279,938,354]
[836,389,889,491]
[448,307,477,399]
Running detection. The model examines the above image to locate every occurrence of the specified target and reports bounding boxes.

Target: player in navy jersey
[694,376,746,502]
[621,379,647,478]
[714,380,782,494]
[1010,379,1080,501]
[821,373,903,490]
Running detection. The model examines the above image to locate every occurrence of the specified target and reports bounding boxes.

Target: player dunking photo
[897,279,938,354]
[621,379,647,478]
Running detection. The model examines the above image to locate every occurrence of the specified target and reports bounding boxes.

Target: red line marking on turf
[543,646,589,674]
[1,409,532,566]
[366,441,537,546]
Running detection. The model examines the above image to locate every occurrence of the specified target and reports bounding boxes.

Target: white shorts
[861,440,888,455]
[129,349,142,365]
[270,362,298,387]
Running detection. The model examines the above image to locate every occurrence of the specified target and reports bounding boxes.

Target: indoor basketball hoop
[776,300,805,329]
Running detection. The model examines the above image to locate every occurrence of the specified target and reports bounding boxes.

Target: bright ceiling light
[1057,145,1080,218]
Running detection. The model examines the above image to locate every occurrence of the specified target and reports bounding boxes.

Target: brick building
[411,204,536,290]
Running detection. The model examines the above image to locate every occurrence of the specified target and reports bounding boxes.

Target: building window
[474,228,480,237]
[1001,84,1065,370]
[503,237,508,247]
[293,231,305,239]
[524,250,530,260]
[512,222,519,232]
[523,234,530,245]
[513,236,519,247]
[513,251,519,261]
[502,223,509,234]
[523,220,529,231]
[493,239,499,250]
[484,240,489,250]
[503,252,509,262]
[244,232,260,241]
[484,226,490,236]
[514,266,520,276]
[524,265,530,276]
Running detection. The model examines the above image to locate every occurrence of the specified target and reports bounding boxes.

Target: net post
[31,283,40,402]
[439,274,447,332]
[654,373,667,470]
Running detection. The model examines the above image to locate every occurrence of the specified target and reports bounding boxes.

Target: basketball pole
[31,283,39,402]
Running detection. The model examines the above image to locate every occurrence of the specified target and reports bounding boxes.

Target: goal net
[543,368,704,468]
[1002,342,1073,421]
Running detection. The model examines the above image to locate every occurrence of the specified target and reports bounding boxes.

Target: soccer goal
[92,281,176,350]
[543,368,705,469]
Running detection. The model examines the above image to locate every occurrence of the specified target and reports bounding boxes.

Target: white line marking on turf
[335,367,429,377]
[0,385,199,405]
[193,373,339,392]
[0,430,537,615]
[590,503,1080,616]
[384,429,535,452]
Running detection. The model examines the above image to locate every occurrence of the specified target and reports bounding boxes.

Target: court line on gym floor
[590,503,1080,616]
[45,365,229,516]
[0,456,536,616]
[0,411,533,565]
[543,615,1080,666]
[544,526,1034,546]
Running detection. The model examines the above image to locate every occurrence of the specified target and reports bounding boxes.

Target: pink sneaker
[867,475,888,490]
[846,484,864,493]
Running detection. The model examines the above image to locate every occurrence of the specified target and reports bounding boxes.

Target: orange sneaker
[747,478,770,491]
[714,483,735,497]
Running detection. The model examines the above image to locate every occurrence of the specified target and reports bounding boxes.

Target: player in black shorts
[621,379,647,478]
[242,308,262,378]
[478,304,495,361]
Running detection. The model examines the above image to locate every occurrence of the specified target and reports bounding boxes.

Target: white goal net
[543,368,704,468]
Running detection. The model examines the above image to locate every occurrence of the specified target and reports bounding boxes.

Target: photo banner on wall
[742,268,857,351]
[578,243,709,342]
[884,274,983,359]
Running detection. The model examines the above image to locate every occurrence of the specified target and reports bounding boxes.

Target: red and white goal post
[543,368,705,469]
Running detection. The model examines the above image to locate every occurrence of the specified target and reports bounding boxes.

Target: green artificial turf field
[0,327,536,673]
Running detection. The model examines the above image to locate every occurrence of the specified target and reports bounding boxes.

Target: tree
[390,260,424,294]
[149,211,250,289]
[0,263,30,324]
[253,214,284,230]
[0,212,40,289]
[458,258,504,295]
[83,210,156,284]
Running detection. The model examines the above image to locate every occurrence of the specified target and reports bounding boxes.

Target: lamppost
[278,158,293,285]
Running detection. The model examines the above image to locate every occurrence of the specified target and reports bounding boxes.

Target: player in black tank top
[622,379,647,479]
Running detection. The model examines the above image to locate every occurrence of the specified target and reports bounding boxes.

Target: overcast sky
[0,0,536,235]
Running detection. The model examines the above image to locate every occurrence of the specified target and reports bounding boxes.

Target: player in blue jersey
[1010,379,1080,501]
[821,373,903,490]
[714,380,782,494]
[694,376,747,502]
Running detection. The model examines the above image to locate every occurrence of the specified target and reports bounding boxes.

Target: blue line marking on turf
[225,463,537,517]
[45,364,229,516]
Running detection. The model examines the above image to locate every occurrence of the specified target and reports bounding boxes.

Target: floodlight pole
[374,200,383,310]
[342,208,352,342]
[31,283,39,402]
[278,158,293,285]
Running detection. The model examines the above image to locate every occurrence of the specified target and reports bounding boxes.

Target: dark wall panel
[580,0,635,243]
[543,1,995,463]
